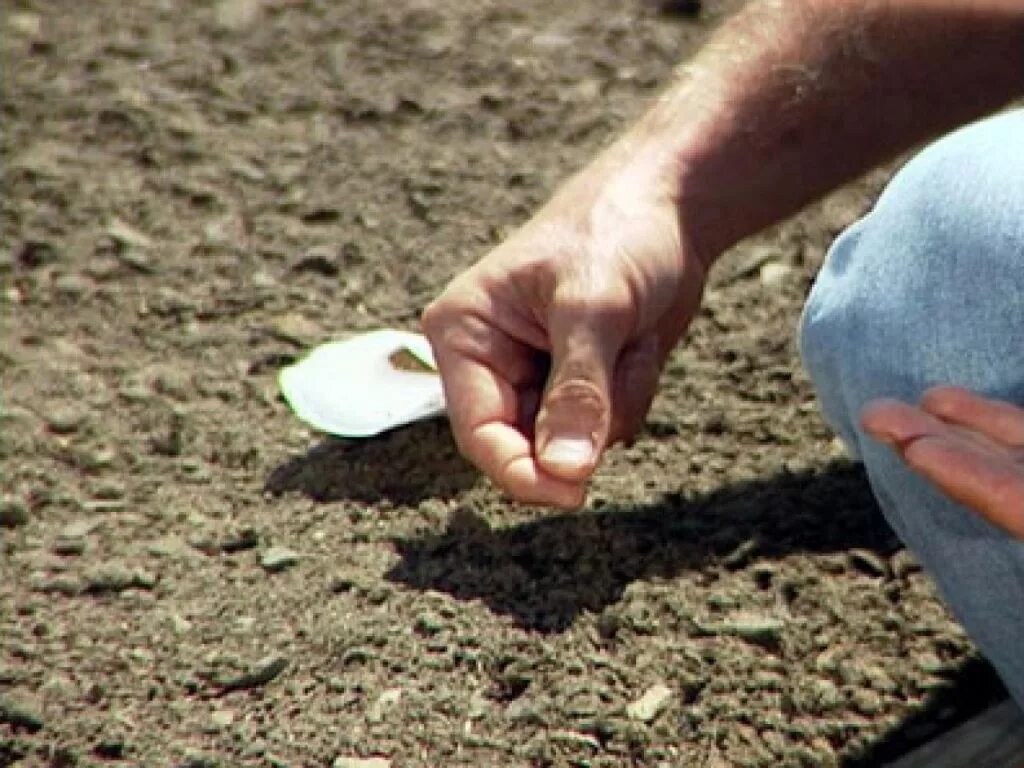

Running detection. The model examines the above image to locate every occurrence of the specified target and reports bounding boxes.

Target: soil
[0,1,1005,766]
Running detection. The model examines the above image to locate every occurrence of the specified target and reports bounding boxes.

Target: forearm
[619,0,1024,262]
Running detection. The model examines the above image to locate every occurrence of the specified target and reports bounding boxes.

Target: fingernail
[542,436,595,470]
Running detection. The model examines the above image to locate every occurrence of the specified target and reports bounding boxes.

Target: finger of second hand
[921,386,1024,447]
[904,434,1024,538]
[860,399,949,451]
[862,398,1009,460]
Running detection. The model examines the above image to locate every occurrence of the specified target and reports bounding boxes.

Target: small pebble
[215,0,264,31]
[366,687,402,724]
[217,653,288,692]
[0,498,30,527]
[251,270,278,289]
[261,546,299,573]
[153,368,193,400]
[413,612,444,636]
[47,406,86,435]
[52,535,86,556]
[332,758,391,768]
[626,683,673,723]
[862,664,898,694]
[8,11,42,36]
[210,709,235,727]
[720,614,785,646]
[848,548,888,577]
[63,519,100,537]
[266,313,320,346]
[119,381,153,403]
[177,754,219,768]
[891,549,922,578]
[84,255,123,281]
[84,562,157,593]
[106,218,153,249]
[808,678,842,713]
[116,247,155,274]
[91,481,126,500]
[759,261,794,288]
[53,273,89,300]
[30,574,83,596]
[0,695,44,731]
[851,687,884,716]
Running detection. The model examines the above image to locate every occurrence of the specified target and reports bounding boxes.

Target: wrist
[612,104,732,273]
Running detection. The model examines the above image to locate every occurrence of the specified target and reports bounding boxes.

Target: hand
[423,150,708,507]
[861,386,1024,539]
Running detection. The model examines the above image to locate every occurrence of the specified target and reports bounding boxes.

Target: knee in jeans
[801,111,1024,457]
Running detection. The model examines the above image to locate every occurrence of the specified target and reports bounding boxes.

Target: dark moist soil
[1,1,1004,766]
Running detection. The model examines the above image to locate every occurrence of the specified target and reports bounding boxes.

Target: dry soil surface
[0,1,1006,766]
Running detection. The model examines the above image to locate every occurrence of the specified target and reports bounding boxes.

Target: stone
[61,520,99,540]
[52,535,87,556]
[215,0,264,31]
[366,687,402,724]
[53,273,90,300]
[91,481,126,501]
[266,313,320,346]
[261,546,299,573]
[626,683,673,723]
[153,368,193,400]
[177,754,219,768]
[759,261,794,289]
[0,695,44,731]
[85,564,133,593]
[46,406,86,435]
[0,498,30,527]
[30,574,83,596]
[413,612,444,636]
[332,758,391,768]
[862,664,898,694]
[8,11,42,36]
[251,270,278,289]
[106,218,153,249]
[850,687,884,716]
[891,549,922,579]
[722,614,785,646]
[217,653,288,692]
[84,562,157,593]
[116,247,155,274]
[847,549,888,577]
[210,709,235,727]
[696,612,786,646]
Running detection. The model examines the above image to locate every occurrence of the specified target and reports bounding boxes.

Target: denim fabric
[799,109,1024,706]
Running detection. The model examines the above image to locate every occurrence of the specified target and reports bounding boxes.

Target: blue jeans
[799,108,1024,707]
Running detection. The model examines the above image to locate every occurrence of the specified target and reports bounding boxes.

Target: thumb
[535,296,631,482]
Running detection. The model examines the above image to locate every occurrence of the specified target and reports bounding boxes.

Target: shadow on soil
[384,459,1009,766]
[263,418,477,504]
[386,460,898,633]
[842,656,1009,767]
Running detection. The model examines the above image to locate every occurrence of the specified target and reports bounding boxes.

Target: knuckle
[542,379,610,437]
[420,297,450,335]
